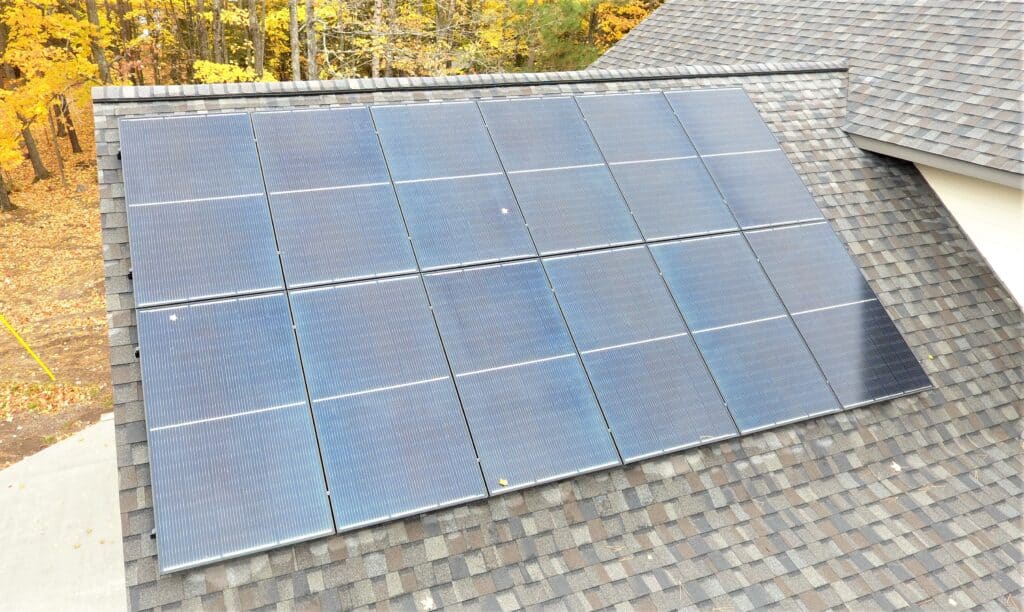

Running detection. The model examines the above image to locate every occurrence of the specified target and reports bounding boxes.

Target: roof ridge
[91,61,848,103]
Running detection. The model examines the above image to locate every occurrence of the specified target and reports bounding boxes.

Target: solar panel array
[120,89,931,572]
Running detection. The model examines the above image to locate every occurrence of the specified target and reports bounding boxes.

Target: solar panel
[136,294,332,572]
[251,108,390,192]
[371,102,502,181]
[395,174,536,269]
[290,277,486,529]
[694,317,841,432]
[664,89,779,155]
[120,90,931,572]
[794,300,930,407]
[576,93,696,163]
[704,150,824,228]
[610,158,738,240]
[745,222,875,313]
[423,261,619,490]
[269,185,416,287]
[544,248,735,460]
[120,114,264,205]
[127,195,283,306]
[479,97,604,171]
[507,165,641,254]
[650,234,785,331]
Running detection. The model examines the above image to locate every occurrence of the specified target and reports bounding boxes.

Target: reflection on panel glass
[137,294,332,572]
[545,248,735,460]
[136,293,306,428]
[291,277,485,529]
[120,113,265,204]
[795,300,930,407]
[651,234,784,331]
[664,88,779,155]
[252,108,391,192]
[611,158,737,240]
[746,222,874,313]
[270,185,416,287]
[128,195,283,306]
[396,174,535,269]
[424,261,619,491]
[576,92,696,163]
[372,102,502,181]
[480,97,604,171]
[694,317,841,432]
[508,165,641,254]
[704,150,823,228]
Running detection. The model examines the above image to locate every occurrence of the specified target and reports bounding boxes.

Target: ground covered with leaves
[0,101,110,468]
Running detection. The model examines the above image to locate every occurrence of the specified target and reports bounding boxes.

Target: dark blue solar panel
[136,293,306,429]
[694,317,841,432]
[395,174,536,269]
[543,247,686,351]
[128,195,283,306]
[120,114,264,205]
[664,89,779,155]
[704,150,823,229]
[371,102,502,181]
[795,300,930,407]
[507,166,641,254]
[269,185,416,287]
[583,336,736,461]
[746,222,875,313]
[148,404,333,572]
[423,261,575,372]
[479,97,604,171]
[544,248,735,461]
[424,261,619,490]
[610,158,738,240]
[251,108,390,192]
[453,355,619,491]
[137,294,332,572]
[575,93,696,163]
[290,277,486,530]
[650,234,784,331]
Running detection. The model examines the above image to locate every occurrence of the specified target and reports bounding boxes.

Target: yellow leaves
[192,60,277,84]
[594,0,648,47]
[0,382,104,421]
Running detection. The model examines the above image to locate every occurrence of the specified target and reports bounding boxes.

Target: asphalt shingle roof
[94,63,1023,610]
[593,0,1024,178]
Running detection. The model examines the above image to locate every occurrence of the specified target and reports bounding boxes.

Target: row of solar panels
[138,225,928,571]
[121,89,931,572]
[122,89,822,306]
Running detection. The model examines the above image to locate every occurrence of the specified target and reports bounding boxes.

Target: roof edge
[848,133,1023,188]
[91,61,847,103]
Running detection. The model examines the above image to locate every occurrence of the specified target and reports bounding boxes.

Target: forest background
[0,0,660,465]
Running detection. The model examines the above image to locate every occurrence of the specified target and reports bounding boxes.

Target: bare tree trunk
[212,0,225,63]
[59,96,83,154]
[53,103,67,136]
[371,0,382,78]
[47,109,68,187]
[196,0,208,61]
[0,172,13,212]
[384,0,395,77]
[289,0,300,80]
[85,0,111,83]
[19,119,51,182]
[248,0,265,77]
[304,0,317,79]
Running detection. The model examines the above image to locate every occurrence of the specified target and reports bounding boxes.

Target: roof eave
[848,133,1022,190]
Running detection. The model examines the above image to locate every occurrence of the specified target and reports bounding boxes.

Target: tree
[84,0,110,83]
[289,0,300,80]
[304,0,317,78]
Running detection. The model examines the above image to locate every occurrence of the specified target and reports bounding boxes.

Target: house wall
[916,164,1023,305]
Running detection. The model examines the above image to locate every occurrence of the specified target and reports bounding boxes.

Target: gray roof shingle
[94,64,1023,610]
[594,0,1024,178]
